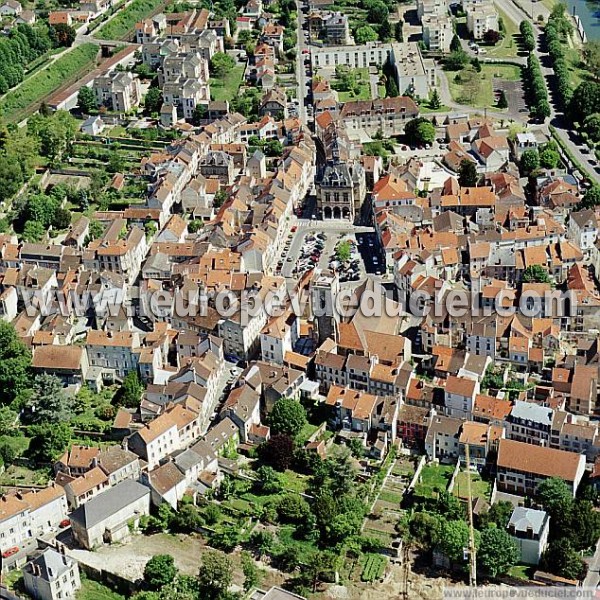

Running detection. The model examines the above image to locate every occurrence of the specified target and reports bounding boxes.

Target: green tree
[478,501,513,529]
[405,117,435,146]
[536,477,572,515]
[429,88,441,109]
[541,539,587,581]
[22,220,45,242]
[458,158,478,187]
[497,90,508,109]
[29,373,74,424]
[197,550,233,598]
[336,240,352,262]
[522,264,551,284]
[256,465,282,495]
[250,529,274,559]
[520,148,540,175]
[539,142,560,169]
[50,23,76,47]
[445,50,468,71]
[367,0,388,24]
[265,139,283,156]
[306,550,338,593]
[0,407,17,436]
[119,370,143,408]
[394,20,403,42]
[409,511,443,550]
[583,113,600,142]
[28,422,71,463]
[582,40,600,81]
[269,397,307,437]
[478,527,519,577]
[171,504,202,532]
[379,19,392,42]
[578,184,600,209]
[569,80,600,121]
[192,104,207,126]
[52,207,71,229]
[355,25,378,44]
[276,494,311,524]
[569,499,600,551]
[144,555,178,590]
[144,87,163,115]
[440,520,479,563]
[210,525,240,552]
[214,189,228,208]
[450,34,462,52]
[210,52,236,77]
[386,77,399,97]
[78,86,96,113]
[0,322,31,402]
[241,551,260,592]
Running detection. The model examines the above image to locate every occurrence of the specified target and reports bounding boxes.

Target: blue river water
[566,0,600,39]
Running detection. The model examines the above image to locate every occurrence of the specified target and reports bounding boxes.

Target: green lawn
[452,470,491,501]
[509,564,532,580]
[96,0,165,40]
[77,579,125,600]
[332,67,373,102]
[448,64,522,108]
[1,43,99,123]
[210,65,245,102]
[487,7,520,58]
[414,464,454,498]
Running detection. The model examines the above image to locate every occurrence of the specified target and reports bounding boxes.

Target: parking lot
[278,223,382,284]
[279,229,329,278]
[493,78,527,113]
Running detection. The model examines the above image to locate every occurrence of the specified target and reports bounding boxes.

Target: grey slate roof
[508,506,548,535]
[509,400,553,426]
[69,479,149,530]
[23,548,74,582]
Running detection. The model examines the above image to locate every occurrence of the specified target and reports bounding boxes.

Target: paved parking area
[357,231,386,275]
[493,78,527,113]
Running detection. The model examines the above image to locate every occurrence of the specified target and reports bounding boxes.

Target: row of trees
[519,20,535,52]
[524,53,551,120]
[545,5,574,112]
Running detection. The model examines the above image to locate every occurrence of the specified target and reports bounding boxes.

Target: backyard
[362,455,415,547]
[210,65,246,103]
[330,67,373,102]
[413,463,454,499]
[452,470,491,501]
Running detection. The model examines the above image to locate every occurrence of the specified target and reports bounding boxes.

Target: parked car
[59,519,70,528]
[2,547,18,559]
